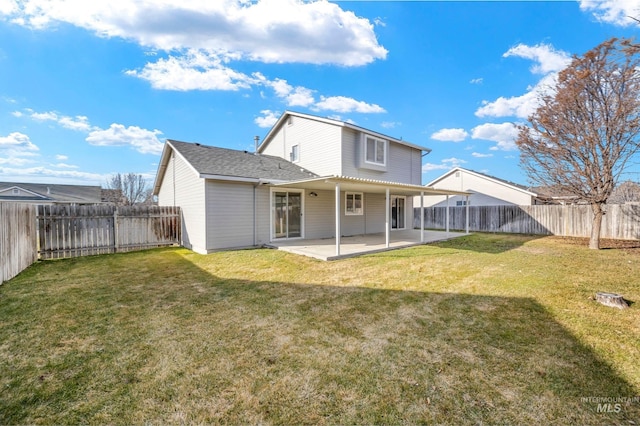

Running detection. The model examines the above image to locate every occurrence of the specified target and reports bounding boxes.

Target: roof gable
[257,110,431,154]
[0,185,48,199]
[153,140,319,194]
[427,167,537,197]
[0,182,102,203]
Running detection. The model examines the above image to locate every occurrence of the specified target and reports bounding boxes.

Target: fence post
[114,207,119,253]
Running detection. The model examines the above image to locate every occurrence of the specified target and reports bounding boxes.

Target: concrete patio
[266,229,468,261]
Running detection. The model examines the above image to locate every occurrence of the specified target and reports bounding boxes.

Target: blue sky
[0,0,639,188]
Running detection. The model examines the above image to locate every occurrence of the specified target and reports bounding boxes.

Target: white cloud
[0,131,38,151]
[1,0,386,66]
[11,110,22,117]
[579,0,640,27]
[86,124,164,155]
[476,43,571,119]
[381,121,400,129]
[470,78,483,84]
[422,157,466,172]
[126,50,257,91]
[472,152,493,158]
[51,162,78,169]
[268,78,315,107]
[29,109,96,132]
[471,122,519,151]
[0,156,34,166]
[503,43,571,75]
[55,154,68,160]
[22,108,164,155]
[0,165,105,184]
[476,68,559,119]
[254,110,280,128]
[0,0,17,15]
[313,96,385,113]
[431,128,469,142]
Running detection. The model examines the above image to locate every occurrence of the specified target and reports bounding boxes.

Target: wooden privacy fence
[0,203,38,284]
[37,205,181,259]
[414,204,640,240]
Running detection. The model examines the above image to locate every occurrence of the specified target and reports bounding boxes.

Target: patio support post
[420,191,424,243]
[446,195,450,233]
[466,195,470,234]
[385,187,390,248]
[335,183,341,256]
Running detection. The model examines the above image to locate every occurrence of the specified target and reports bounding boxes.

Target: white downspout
[335,183,341,256]
[420,191,424,243]
[385,188,390,248]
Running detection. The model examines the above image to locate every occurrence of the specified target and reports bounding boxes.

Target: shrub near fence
[0,203,38,284]
[38,204,181,260]
[415,204,640,240]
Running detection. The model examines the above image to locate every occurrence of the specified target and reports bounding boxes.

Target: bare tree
[516,37,640,249]
[608,180,640,204]
[106,173,151,206]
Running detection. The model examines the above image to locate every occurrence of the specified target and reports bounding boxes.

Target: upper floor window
[365,136,386,166]
[290,145,299,162]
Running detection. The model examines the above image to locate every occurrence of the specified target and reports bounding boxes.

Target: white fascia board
[199,174,289,185]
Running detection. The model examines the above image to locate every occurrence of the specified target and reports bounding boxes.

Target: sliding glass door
[273,191,302,239]
[391,195,406,230]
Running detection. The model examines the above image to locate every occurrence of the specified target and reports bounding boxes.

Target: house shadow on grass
[1,248,638,425]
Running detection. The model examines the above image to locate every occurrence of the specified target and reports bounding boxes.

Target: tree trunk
[589,203,604,250]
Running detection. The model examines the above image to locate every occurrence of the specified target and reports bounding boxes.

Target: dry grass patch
[0,234,638,424]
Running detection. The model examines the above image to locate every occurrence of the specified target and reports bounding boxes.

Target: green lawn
[1,234,638,424]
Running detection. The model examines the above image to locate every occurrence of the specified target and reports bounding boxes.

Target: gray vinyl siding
[364,193,386,233]
[156,151,206,252]
[255,185,271,245]
[205,181,257,250]
[261,116,343,176]
[304,189,335,239]
[298,191,394,238]
[341,128,423,184]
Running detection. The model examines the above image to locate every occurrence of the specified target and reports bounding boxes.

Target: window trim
[364,135,387,166]
[290,144,299,162]
[345,192,363,216]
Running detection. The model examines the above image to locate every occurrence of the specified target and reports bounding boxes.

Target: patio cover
[272,176,471,256]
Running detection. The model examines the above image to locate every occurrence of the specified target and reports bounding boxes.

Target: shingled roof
[159,140,318,186]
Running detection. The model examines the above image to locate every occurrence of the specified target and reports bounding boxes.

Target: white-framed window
[345,192,363,215]
[456,200,467,206]
[365,136,386,166]
[290,144,299,162]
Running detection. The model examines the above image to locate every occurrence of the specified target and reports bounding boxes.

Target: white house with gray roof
[153,111,468,256]
[421,167,539,207]
[0,182,102,204]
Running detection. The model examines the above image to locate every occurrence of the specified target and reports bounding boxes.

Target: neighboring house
[421,167,540,207]
[153,111,466,255]
[0,182,102,205]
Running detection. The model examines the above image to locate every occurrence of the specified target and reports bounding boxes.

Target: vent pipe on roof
[254,136,260,154]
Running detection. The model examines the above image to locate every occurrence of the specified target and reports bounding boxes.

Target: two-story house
[153,111,468,258]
